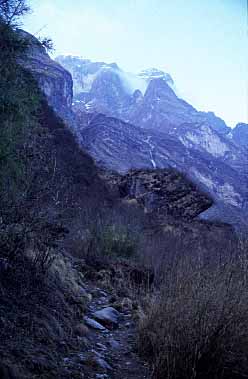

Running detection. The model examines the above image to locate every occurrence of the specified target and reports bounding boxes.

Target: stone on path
[84,317,106,331]
[93,307,120,329]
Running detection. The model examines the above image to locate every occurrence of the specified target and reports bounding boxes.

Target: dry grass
[138,240,248,379]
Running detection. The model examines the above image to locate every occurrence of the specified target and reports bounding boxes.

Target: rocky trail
[62,281,150,379]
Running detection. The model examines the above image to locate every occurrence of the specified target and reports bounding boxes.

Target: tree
[0,0,30,26]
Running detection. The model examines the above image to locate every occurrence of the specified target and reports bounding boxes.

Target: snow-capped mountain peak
[138,68,174,86]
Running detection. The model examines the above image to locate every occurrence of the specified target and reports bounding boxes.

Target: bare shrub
[138,243,248,379]
[138,220,238,287]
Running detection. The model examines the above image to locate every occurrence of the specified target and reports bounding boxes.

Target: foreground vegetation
[138,241,248,379]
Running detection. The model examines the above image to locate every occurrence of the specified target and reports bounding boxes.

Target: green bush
[97,224,138,259]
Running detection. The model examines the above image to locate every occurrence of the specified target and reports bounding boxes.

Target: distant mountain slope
[55,56,248,228]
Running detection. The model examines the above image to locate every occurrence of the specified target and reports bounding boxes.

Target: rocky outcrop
[106,169,213,221]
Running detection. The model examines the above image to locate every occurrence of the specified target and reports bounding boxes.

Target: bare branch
[0,0,31,25]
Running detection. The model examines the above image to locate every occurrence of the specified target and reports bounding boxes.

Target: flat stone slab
[84,317,106,331]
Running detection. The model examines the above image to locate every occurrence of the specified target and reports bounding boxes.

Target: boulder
[93,307,120,329]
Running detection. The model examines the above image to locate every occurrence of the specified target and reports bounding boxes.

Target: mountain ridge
[55,55,239,133]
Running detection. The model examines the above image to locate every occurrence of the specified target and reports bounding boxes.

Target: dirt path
[80,283,150,379]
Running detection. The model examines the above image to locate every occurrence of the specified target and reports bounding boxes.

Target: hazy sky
[23,0,247,127]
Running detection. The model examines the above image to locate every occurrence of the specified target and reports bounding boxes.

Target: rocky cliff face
[19,31,76,130]
[55,56,120,95]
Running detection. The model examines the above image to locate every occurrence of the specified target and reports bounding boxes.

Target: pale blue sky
[23,0,247,127]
